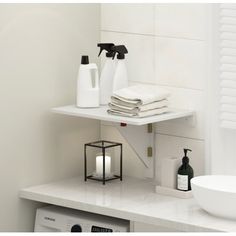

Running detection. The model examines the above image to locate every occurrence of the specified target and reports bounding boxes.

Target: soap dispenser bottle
[97,43,116,105]
[76,55,99,108]
[111,45,128,92]
[177,149,194,191]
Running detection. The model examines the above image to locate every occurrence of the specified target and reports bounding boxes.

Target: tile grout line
[155,132,205,142]
[101,29,206,42]
[100,123,204,142]
[129,80,205,92]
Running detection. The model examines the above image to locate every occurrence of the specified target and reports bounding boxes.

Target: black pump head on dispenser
[111,45,128,60]
[182,148,192,164]
[97,43,115,58]
[81,55,89,65]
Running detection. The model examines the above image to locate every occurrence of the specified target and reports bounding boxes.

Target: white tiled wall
[101,4,155,35]
[100,3,209,181]
[155,4,207,40]
[155,37,206,90]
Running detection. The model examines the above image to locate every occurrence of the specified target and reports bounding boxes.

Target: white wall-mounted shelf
[52,105,195,126]
[52,105,195,177]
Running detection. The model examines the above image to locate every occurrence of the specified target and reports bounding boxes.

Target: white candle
[96,154,111,177]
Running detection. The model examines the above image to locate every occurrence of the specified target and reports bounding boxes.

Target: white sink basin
[191,175,236,220]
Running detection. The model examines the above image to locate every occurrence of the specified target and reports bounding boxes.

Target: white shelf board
[51,105,195,126]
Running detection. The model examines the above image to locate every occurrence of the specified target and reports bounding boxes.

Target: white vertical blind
[220,4,236,129]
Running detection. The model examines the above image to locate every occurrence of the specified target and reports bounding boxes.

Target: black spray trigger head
[111,45,128,59]
[97,43,115,57]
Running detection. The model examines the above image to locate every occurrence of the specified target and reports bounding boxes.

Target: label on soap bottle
[177,174,188,190]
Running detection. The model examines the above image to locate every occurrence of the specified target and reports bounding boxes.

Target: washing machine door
[71,224,82,232]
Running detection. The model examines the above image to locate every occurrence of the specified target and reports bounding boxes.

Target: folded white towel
[221,88,236,97]
[221,96,236,105]
[221,80,236,89]
[109,99,169,113]
[107,107,169,118]
[221,104,236,113]
[221,120,236,129]
[112,85,170,106]
[221,112,236,122]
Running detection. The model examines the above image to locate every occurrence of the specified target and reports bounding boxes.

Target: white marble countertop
[19,176,236,232]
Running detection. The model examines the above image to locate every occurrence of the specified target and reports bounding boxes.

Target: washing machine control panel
[91,225,113,232]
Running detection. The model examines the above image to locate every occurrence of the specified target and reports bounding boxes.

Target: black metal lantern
[84,140,123,185]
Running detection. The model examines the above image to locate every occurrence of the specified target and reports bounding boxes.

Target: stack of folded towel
[107,85,170,118]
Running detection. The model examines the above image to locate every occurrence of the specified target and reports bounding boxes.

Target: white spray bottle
[111,45,128,92]
[97,43,117,105]
[76,55,99,108]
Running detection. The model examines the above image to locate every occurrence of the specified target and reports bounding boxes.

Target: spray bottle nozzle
[97,43,115,57]
[111,45,128,60]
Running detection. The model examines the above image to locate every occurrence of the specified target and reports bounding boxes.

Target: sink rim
[191,175,236,220]
[191,175,236,194]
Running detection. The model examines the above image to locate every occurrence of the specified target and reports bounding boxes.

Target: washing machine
[34,205,130,232]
